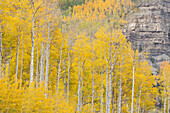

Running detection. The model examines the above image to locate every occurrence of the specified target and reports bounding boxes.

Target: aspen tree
[20,36,24,87]
[7,46,11,88]
[45,19,50,94]
[131,50,136,113]
[67,49,70,102]
[164,71,166,113]
[118,74,122,113]
[30,0,43,86]
[0,0,4,79]
[138,81,143,113]
[118,57,124,113]
[40,42,45,84]
[15,0,23,81]
[57,31,65,94]
[92,36,95,112]
[105,48,109,113]
[30,0,35,85]
[0,25,2,79]
[77,46,81,112]
[15,27,20,82]
[36,30,39,88]
[168,79,169,113]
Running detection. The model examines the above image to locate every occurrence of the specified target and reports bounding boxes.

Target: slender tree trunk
[57,37,65,93]
[40,42,45,84]
[64,60,67,94]
[92,40,95,112]
[118,76,122,113]
[3,59,6,77]
[7,46,11,88]
[36,39,39,88]
[168,79,169,113]
[112,86,114,113]
[138,81,143,113]
[138,88,142,113]
[108,33,113,113]
[77,51,81,112]
[105,49,108,113]
[80,60,85,110]
[36,33,39,88]
[106,62,109,113]
[131,53,136,113]
[100,46,103,113]
[45,42,49,96]
[127,104,130,112]
[115,83,117,113]
[164,72,166,113]
[45,22,50,95]
[30,13,35,86]
[142,101,144,113]
[67,50,70,102]
[108,57,112,113]
[136,95,138,113]
[112,74,116,113]
[0,0,4,6]
[0,25,2,79]
[20,37,24,87]
[101,70,103,113]
[16,34,20,82]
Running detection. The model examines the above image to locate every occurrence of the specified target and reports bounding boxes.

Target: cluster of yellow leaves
[0,75,75,113]
[0,0,166,112]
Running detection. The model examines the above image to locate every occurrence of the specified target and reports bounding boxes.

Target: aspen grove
[0,0,169,113]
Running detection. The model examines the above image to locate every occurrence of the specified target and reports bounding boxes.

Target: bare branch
[0,0,4,6]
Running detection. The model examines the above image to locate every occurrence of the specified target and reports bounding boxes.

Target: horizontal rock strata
[125,0,170,74]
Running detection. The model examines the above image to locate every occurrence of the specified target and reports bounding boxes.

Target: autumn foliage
[0,0,169,113]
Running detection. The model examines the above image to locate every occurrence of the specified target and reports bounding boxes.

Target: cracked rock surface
[125,0,170,74]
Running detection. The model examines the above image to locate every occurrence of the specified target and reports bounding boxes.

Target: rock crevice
[125,0,170,73]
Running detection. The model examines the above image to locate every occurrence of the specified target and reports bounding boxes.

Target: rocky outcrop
[124,0,170,74]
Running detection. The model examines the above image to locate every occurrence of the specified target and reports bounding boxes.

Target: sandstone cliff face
[125,0,170,73]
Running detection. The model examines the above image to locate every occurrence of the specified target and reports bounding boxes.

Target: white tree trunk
[0,0,4,6]
[138,87,142,113]
[80,60,85,110]
[57,37,65,93]
[142,101,144,113]
[112,74,116,113]
[164,72,166,113]
[131,54,135,113]
[108,33,113,113]
[67,50,70,102]
[16,33,20,81]
[115,83,117,113]
[36,33,39,88]
[101,70,103,113]
[45,22,50,93]
[118,76,122,113]
[77,51,81,112]
[136,95,138,113]
[168,79,169,113]
[8,46,11,88]
[108,54,112,113]
[106,63,108,113]
[20,37,24,87]
[105,49,108,113]
[45,40,49,97]
[112,88,114,113]
[64,60,67,94]
[92,41,95,112]
[40,42,45,84]
[30,14,35,86]
[0,25,2,79]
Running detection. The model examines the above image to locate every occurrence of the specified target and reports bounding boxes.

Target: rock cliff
[125,0,170,74]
